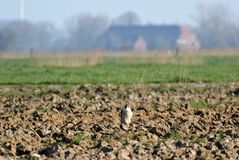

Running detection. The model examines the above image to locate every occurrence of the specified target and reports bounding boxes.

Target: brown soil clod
[0,83,238,159]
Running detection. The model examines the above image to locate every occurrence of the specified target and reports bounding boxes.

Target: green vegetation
[37,107,51,113]
[132,131,145,140]
[190,135,205,144]
[218,131,225,139]
[0,52,238,84]
[151,101,159,111]
[73,134,87,145]
[164,129,183,140]
[190,101,214,109]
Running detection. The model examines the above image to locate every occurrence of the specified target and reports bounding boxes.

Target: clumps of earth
[0,83,238,159]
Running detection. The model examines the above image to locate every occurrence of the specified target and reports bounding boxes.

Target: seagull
[120,105,133,130]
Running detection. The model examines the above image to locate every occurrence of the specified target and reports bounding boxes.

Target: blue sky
[0,0,238,27]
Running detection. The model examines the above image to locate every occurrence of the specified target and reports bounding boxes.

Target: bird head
[124,105,131,110]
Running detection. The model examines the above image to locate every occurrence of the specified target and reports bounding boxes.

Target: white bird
[120,105,133,125]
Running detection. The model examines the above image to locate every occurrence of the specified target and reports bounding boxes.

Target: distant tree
[66,14,109,51]
[0,27,16,51]
[0,21,56,52]
[33,22,56,51]
[112,11,141,26]
[194,3,239,49]
[2,21,36,51]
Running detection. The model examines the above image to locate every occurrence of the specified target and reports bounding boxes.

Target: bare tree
[0,21,56,52]
[112,11,141,26]
[0,27,16,51]
[194,3,239,49]
[66,14,109,51]
[33,22,56,51]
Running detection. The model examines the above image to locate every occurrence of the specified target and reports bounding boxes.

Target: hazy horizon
[0,0,239,28]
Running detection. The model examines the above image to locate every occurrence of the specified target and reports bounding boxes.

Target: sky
[0,0,238,28]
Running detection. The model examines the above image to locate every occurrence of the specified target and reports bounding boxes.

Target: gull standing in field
[120,105,133,130]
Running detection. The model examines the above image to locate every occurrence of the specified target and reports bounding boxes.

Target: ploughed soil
[0,83,238,160]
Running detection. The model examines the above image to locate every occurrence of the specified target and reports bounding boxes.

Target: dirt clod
[38,143,59,157]
[0,83,238,159]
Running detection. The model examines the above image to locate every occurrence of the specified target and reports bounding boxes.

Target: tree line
[0,4,238,52]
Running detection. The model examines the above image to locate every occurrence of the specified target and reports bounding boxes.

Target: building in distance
[98,25,200,52]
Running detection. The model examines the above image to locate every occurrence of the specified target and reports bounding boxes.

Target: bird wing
[120,109,123,122]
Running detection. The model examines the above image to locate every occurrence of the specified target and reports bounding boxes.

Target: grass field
[0,51,238,159]
[0,50,238,84]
